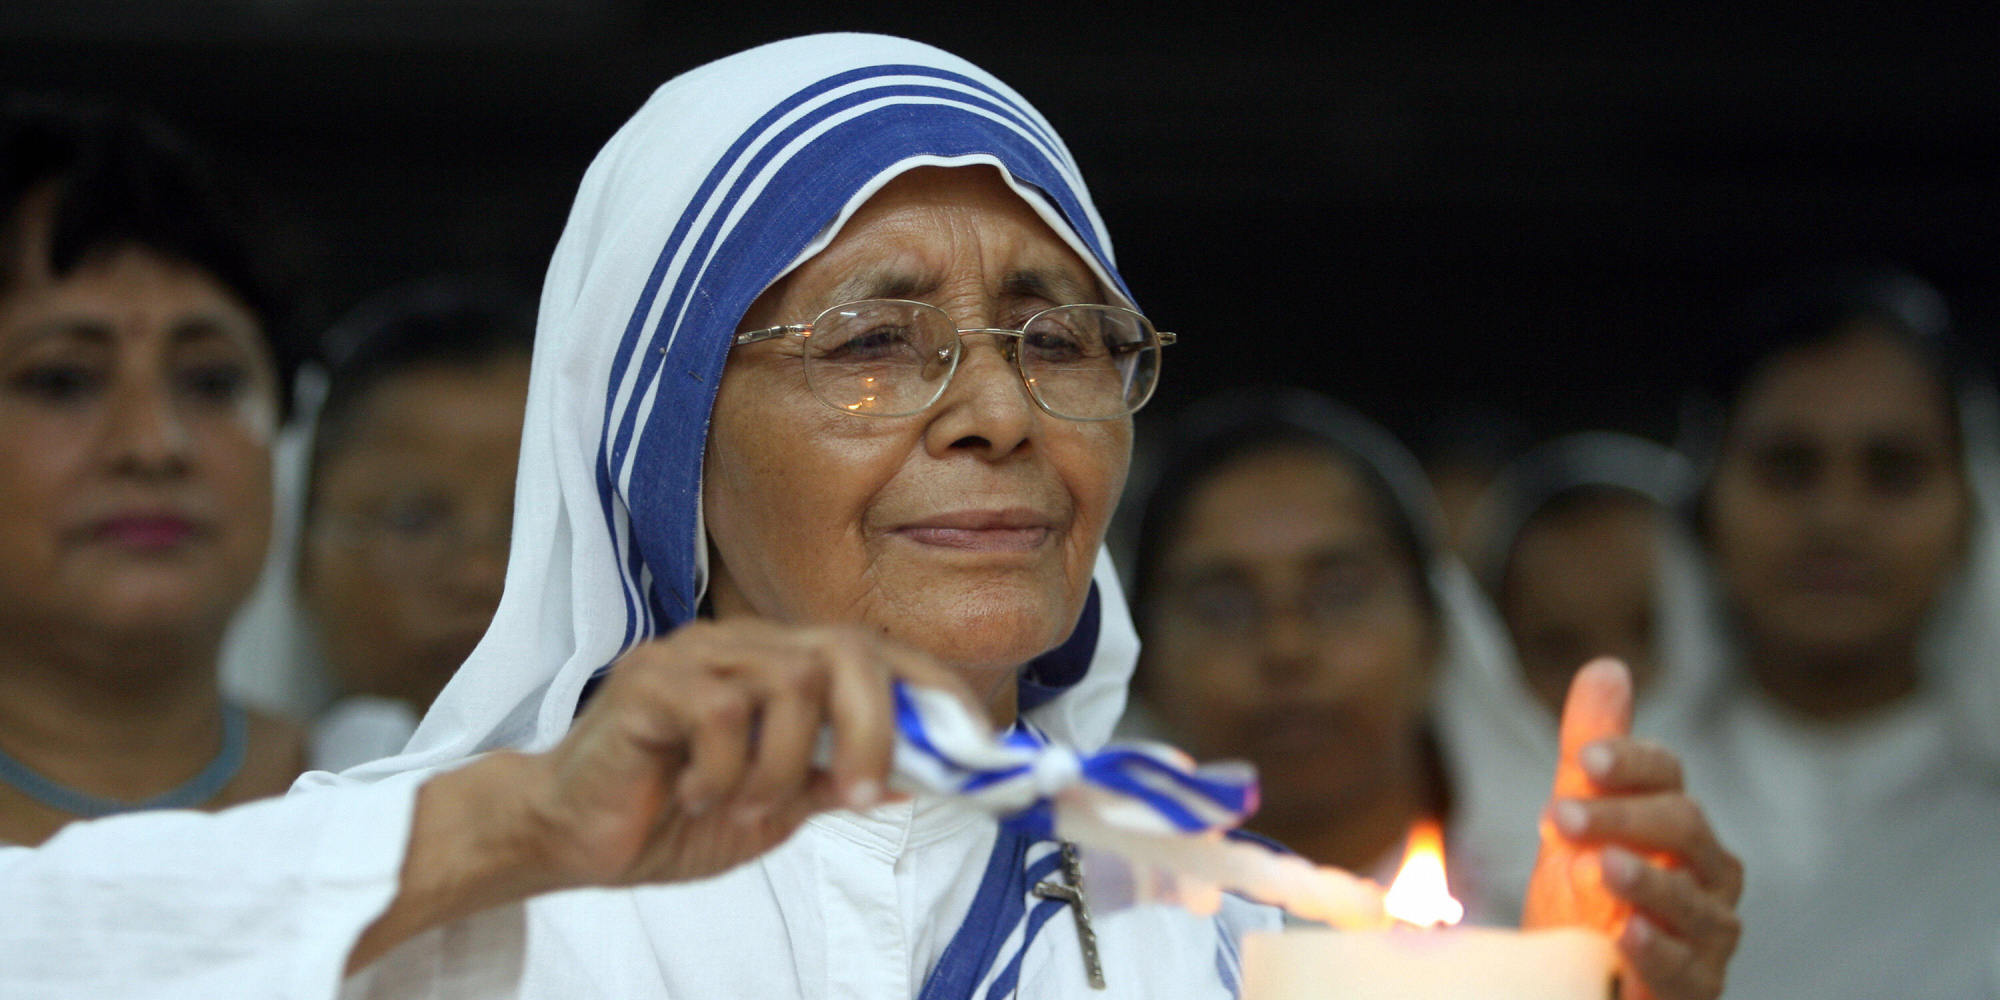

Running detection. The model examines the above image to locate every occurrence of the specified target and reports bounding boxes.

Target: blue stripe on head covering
[581,62,1129,702]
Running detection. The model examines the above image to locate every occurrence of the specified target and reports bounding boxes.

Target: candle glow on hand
[1381,819,1464,928]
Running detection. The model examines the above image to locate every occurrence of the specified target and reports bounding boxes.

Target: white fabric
[0,771,425,998]
[346,798,1271,1000]
[218,410,335,719]
[310,696,420,774]
[1682,689,2000,999]
[0,32,1270,1000]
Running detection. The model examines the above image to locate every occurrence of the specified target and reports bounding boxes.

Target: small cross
[1033,841,1106,989]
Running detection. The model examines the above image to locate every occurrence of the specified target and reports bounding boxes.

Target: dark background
[4,2,1994,451]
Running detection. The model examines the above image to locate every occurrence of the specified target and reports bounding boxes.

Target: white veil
[304,33,1146,790]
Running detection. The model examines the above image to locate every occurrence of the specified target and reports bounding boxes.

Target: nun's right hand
[521,619,984,889]
[350,620,981,971]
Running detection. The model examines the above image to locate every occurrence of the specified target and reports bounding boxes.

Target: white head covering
[311,33,1143,788]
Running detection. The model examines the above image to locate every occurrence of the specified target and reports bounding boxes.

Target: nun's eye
[1179,579,1261,635]
[1750,442,1818,492]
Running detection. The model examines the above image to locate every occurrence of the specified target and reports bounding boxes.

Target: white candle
[1238,820,1615,999]
[1240,925,1615,1000]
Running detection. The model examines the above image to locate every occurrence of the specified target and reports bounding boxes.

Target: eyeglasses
[732,298,1176,421]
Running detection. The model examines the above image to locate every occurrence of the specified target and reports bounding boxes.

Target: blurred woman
[0,97,304,845]
[1127,389,1525,913]
[297,282,533,771]
[1440,431,1721,922]
[1681,264,2000,1000]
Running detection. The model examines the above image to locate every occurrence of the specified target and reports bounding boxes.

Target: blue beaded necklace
[0,702,248,817]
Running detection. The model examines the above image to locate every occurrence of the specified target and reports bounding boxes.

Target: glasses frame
[733,298,1176,421]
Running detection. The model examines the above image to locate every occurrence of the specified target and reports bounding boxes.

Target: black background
[4,2,1994,450]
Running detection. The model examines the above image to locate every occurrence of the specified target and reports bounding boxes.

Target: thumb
[1551,657,1634,799]
[1524,657,1635,932]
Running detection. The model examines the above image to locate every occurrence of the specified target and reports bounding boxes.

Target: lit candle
[1240,821,1615,1000]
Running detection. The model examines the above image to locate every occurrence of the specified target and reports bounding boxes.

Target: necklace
[0,702,248,818]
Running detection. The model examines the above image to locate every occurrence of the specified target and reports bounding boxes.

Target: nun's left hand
[1522,659,1744,1000]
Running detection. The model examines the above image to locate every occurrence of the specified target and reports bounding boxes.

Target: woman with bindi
[0,97,305,846]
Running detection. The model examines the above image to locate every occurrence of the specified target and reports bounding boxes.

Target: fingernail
[845,779,881,810]
[1553,799,1589,837]
[1602,846,1640,889]
[1623,913,1655,949]
[1580,743,1614,779]
[733,802,767,827]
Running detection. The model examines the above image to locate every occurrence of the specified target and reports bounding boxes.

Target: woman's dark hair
[1,93,299,415]
[305,277,536,494]
[1127,387,1442,633]
[1681,262,1979,470]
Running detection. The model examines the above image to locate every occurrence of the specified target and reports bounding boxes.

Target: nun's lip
[892,509,1056,552]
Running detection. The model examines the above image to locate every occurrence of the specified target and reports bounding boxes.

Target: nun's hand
[1522,658,1744,1000]
[525,619,983,888]
[350,620,980,971]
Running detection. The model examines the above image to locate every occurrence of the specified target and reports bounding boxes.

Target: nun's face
[704,167,1129,714]
[1501,494,1663,714]
[1706,325,1967,664]
[1141,445,1435,825]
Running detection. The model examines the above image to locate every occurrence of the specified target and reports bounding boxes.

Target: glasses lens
[803,300,955,416]
[1019,305,1159,419]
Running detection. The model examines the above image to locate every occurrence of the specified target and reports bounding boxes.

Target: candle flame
[1382,819,1464,927]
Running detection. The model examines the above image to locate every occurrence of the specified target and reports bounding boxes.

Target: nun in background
[1123,391,1518,899]
[1437,431,1723,925]
[2,35,1738,1000]
[1670,264,2000,1000]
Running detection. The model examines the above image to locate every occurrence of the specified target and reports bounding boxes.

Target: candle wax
[1240,926,1614,1000]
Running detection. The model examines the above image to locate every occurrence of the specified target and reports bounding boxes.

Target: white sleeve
[0,771,424,1000]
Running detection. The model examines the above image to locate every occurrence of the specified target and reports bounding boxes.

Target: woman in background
[0,96,304,844]
[1440,430,1721,923]
[297,281,533,771]
[1677,264,2000,1000]
[1126,389,1524,916]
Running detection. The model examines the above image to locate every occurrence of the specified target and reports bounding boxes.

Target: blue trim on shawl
[1018,582,1100,712]
[917,829,1065,1000]
[984,894,1070,999]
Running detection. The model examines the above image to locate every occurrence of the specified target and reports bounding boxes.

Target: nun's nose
[924,335,1036,460]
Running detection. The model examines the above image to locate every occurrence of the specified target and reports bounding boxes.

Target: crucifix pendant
[1032,841,1106,989]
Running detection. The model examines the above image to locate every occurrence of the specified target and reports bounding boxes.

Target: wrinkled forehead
[745,164,1115,319]
[755,159,1130,320]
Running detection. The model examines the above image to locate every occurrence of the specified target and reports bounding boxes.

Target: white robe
[352,796,1270,999]
[1681,690,2000,1000]
[0,778,1271,999]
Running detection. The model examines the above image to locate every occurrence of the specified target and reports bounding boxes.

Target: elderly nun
[1,34,1740,1000]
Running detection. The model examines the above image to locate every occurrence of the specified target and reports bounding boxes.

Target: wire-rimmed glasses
[732,298,1176,421]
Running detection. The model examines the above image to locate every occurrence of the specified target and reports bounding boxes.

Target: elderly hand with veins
[1523,658,1744,1000]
